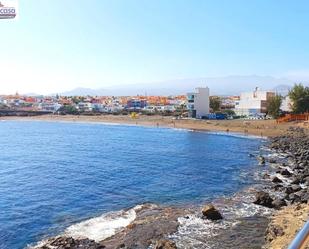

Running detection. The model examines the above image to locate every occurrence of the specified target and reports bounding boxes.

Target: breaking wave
[28,205,143,248]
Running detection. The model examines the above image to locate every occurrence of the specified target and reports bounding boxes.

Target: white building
[38,103,62,112]
[187,87,210,118]
[235,87,275,116]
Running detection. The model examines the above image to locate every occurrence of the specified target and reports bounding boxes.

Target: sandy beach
[1,114,308,137]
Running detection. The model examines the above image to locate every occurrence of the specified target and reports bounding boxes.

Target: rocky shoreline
[30,127,309,249]
[259,127,309,248]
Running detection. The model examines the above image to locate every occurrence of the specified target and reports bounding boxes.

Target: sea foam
[64,205,142,242]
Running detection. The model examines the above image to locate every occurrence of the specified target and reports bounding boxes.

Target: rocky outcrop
[33,236,105,249]
[101,205,187,249]
[271,198,287,210]
[201,204,223,220]
[262,128,309,206]
[33,205,186,249]
[262,128,309,248]
[253,191,274,208]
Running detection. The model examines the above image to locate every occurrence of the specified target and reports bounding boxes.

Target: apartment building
[187,87,210,118]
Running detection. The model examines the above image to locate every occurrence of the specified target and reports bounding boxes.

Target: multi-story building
[234,87,275,116]
[126,99,147,110]
[187,87,210,118]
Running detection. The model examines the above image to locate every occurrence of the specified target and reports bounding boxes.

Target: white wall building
[187,87,210,118]
[235,87,275,116]
[38,103,62,112]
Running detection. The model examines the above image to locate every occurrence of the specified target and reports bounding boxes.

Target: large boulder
[295,190,309,203]
[154,239,177,249]
[284,185,302,195]
[253,191,274,208]
[288,193,302,203]
[271,198,287,209]
[279,168,292,176]
[271,176,283,183]
[201,204,223,220]
[290,177,301,185]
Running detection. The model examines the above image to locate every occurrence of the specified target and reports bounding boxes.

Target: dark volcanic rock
[271,198,287,209]
[295,189,309,203]
[279,168,292,176]
[102,205,187,249]
[288,193,302,203]
[253,191,274,208]
[272,184,283,191]
[208,216,269,249]
[201,204,223,220]
[290,176,301,185]
[35,236,105,249]
[267,158,277,163]
[271,176,283,183]
[284,185,301,194]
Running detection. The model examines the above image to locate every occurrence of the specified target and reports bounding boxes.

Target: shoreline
[1,116,267,140]
[5,116,307,248]
[1,114,308,137]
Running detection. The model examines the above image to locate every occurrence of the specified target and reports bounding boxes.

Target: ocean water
[0,121,262,249]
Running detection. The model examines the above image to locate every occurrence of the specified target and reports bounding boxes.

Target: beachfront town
[0,86,293,119]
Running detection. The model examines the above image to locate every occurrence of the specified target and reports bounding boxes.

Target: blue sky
[1,0,309,94]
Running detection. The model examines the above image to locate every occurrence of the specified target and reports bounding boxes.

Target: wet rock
[201,204,223,220]
[36,236,105,249]
[257,156,266,165]
[154,239,177,249]
[208,216,269,249]
[271,176,283,183]
[253,191,274,208]
[290,177,301,185]
[301,176,309,185]
[272,184,283,191]
[262,173,271,179]
[279,168,292,176]
[284,185,301,194]
[295,190,309,203]
[268,158,277,163]
[102,205,186,249]
[288,193,302,203]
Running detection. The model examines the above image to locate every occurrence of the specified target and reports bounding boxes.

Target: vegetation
[288,83,309,113]
[222,109,236,116]
[174,104,187,116]
[210,96,221,112]
[267,95,282,118]
[58,105,79,115]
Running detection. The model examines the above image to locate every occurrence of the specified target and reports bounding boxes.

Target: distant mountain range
[54,75,307,96]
